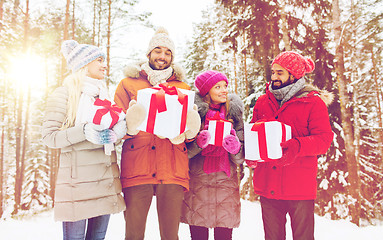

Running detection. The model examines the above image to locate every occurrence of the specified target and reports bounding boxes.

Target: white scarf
[75,76,114,154]
[141,62,173,86]
[75,76,110,125]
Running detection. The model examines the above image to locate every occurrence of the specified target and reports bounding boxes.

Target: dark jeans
[189,225,233,240]
[62,214,110,240]
[123,184,184,240]
[260,196,314,240]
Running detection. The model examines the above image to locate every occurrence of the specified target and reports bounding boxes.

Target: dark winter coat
[181,93,244,228]
[114,62,191,190]
[42,87,126,222]
[250,83,334,200]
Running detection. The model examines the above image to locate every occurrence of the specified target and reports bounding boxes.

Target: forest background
[0,0,382,228]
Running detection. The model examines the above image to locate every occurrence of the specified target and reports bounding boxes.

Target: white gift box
[244,121,292,162]
[207,120,232,146]
[136,84,195,139]
[85,99,125,156]
[88,99,125,129]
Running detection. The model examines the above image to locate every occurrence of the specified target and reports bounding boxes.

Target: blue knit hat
[61,40,106,72]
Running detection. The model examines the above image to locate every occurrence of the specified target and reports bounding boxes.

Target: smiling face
[271,63,295,89]
[208,80,228,105]
[148,46,172,70]
[86,57,107,80]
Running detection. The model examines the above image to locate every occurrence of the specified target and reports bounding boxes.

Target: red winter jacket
[250,84,333,200]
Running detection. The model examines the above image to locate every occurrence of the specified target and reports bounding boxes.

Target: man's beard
[271,80,291,89]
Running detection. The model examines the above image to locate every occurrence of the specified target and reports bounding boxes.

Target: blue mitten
[84,123,117,145]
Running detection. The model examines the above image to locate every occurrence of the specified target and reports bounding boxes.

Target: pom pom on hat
[272,51,315,79]
[146,27,175,60]
[61,40,105,72]
[194,70,228,97]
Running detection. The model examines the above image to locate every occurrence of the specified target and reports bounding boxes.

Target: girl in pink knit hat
[181,70,244,240]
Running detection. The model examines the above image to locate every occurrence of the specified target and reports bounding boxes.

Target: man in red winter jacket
[247,51,334,240]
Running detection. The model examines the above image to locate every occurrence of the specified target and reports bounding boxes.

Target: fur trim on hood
[123,60,186,81]
[296,84,334,106]
[194,93,244,123]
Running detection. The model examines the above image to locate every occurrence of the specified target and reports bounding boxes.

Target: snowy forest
[0,0,382,229]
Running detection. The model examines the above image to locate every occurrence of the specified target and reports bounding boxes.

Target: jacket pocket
[120,137,152,178]
[172,143,189,179]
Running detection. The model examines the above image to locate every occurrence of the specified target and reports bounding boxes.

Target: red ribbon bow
[93,99,123,129]
[146,83,189,135]
[207,112,231,146]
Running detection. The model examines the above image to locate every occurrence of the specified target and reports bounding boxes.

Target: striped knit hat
[272,51,315,79]
[61,40,105,72]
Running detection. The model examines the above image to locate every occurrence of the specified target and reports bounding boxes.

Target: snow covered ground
[0,199,382,239]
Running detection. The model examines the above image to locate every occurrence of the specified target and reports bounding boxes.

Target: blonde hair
[61,67,88,129]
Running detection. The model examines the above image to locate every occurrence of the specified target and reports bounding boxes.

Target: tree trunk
[92,0,96,45]
[71,0,75,39]
[19,87,31,208]
[371,49,383,160]
[60,0,71,86]
[14,0,30,215]
[0,0,4,29]
[97,0,102,47]
[14,88,23,214]
[106,0,111,86]
[279,0,291,51]
[11,0,19,27]
[242,34,249,114]
[332,0,360,226]
[0,126,4,218]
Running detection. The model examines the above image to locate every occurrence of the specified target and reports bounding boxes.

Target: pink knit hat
[272,51,315,79]
[194,70,228,96]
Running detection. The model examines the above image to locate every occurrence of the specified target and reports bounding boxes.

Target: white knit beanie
[146,27,175,60]
[61,40,106,72]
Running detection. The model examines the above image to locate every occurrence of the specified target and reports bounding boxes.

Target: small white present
[207,114,232,146]
[244,121,292,162]
[90,98,125,129]
[87,98,125,155]
[136,83,195,139]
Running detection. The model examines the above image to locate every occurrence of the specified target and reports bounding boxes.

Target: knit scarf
[141,62,173,86]
[269,78,306,106]
[202,104,231,177]
[75,76,114,154]
[75,76,110,125]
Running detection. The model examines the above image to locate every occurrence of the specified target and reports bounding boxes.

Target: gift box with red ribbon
[136,83,195,139]
[90,98,125,129]
[244,120,292,162]
[207,112,232,146]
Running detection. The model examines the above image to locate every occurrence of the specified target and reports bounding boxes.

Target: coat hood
[123,60,186,81]
[295,84,334,106]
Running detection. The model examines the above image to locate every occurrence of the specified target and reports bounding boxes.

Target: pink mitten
[196,130,211,149]
[222,129,241,154]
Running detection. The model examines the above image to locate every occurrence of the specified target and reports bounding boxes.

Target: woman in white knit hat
[42,40,126,240]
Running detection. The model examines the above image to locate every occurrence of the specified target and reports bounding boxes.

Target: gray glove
[112,120,127,139]
[84,123,117,145]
